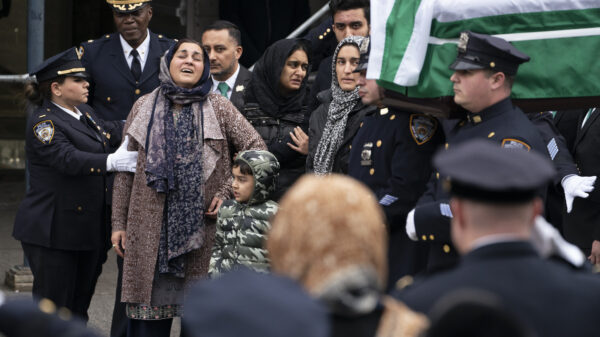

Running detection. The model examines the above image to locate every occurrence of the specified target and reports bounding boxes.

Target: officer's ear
[235,45,243,61]
[489,71,505,90]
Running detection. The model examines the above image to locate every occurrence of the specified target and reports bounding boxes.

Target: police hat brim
[449,57,486,71]
[67,71,90,80]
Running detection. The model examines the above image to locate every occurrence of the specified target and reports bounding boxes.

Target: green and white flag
[368,0,600,99]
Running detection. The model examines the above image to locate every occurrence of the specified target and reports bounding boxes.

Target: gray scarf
[313,36,364,175]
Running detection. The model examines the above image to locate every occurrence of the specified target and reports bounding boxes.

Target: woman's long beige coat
[112,90,266,303]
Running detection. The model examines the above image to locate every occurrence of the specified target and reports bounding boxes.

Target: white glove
[530,215,585,268]
[107,135,138,172]
[561,174,596,213]
[405,209,418,241]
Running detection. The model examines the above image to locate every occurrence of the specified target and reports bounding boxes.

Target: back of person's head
[234,150,280,204]
[329,0,370,23]
[182,268,330,337]
[24,77,65,106]
[426,289,537,337]
[202,20,242,47]
[267,174,387,316]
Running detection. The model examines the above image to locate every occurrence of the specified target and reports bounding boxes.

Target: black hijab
[245,38,312,118]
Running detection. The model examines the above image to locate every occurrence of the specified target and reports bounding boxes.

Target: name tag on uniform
[361,142,373,166]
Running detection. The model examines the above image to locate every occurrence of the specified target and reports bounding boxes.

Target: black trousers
[21,242,106,322]
[127,318,173,337]
[110,255,129,337]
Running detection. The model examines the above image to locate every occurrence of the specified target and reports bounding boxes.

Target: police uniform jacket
[80,31,174,121]
[395,241,600,337]
[562,108,600,253]
[348,107,443,230]
[307,89,376,174]
[13,100,123,250]
[413,98,547,271]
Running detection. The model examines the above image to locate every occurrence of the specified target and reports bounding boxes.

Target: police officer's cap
[183,268,329,337]
[30,47,88,83]
[449,31,530,76]
[433,139,555,203]
[106,0,151,13]
[354,36,370,72]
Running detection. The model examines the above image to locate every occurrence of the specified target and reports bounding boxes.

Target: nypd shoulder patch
[409,114,437,145]
[501,138,531,151]
[33,120,55,144]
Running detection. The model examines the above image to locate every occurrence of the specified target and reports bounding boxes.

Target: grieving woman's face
[335,44,360,92]
[279,49,309,95]
[169,42,204,89]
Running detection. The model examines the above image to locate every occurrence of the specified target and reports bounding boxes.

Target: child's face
[232,166,254,203]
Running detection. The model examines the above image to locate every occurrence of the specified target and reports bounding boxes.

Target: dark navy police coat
[13,101,123,251]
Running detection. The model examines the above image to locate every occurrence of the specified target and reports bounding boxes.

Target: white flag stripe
[433,0,600,23]
[366,0,397,81]
[428,27,600,46]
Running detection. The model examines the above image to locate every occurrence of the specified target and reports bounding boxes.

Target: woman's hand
[206,197,224,218]
[287,127,309,155]
[111,231,126,257]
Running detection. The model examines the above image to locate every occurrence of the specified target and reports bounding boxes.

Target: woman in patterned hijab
[307,35,376,174]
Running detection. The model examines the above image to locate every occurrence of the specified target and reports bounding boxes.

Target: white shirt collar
[211,63,240,99]
[52,102,82,120]
[119,29,151,70]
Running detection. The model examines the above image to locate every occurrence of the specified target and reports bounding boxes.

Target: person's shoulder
[80,33,116,57]
[217,199,240,219]
[149,31,176,51]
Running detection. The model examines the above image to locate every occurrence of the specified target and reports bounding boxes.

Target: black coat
[307,89,376,174]
[348,107,444,287]
[413,98,548,271]
[13,101,123,250]
[80,31,174,121]
[395,241,600,337]
[562,108,600,253]
[229,65,252,112]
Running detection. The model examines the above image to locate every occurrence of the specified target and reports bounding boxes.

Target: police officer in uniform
[406,31,548,272]
[80,0,174,122]
[79,2,174,335]
[13,48,137,322]
[347,37,444,290]
[395,139,600,337]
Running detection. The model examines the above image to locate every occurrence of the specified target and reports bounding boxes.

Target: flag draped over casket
[368,0,600,112]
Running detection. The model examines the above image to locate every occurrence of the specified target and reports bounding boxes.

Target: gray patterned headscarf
[313,36,364,175]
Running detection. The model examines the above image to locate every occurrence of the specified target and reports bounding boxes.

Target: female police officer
[13,47,138,322]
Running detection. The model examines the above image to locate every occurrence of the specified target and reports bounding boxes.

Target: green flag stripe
[379,35,600,99]
[430,8,600,39]
[379,0,423,85]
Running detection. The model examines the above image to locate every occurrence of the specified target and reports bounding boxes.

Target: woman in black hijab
[243,38,312,200]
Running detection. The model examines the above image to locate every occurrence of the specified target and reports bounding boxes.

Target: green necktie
[217,82,229,97]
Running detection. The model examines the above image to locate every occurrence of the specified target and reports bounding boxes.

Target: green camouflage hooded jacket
[210,150,280,275]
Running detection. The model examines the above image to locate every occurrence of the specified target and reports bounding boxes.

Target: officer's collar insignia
[75,46,84,60]
[467,114,482,124]
[458,32,469,53]
[235,85,245,92]
[409,114,437,145]
[34,120,55,144]
[501,138,531,151]
[379,107,389,115]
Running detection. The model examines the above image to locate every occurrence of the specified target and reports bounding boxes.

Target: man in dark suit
[561,107,600,264]
[201,20,251,112]
[395,139,600,337]
[78,1,174,336]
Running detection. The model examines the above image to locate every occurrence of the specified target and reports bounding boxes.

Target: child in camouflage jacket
[209,150,280,275]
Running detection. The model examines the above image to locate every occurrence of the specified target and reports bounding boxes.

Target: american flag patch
[440,203,453,218]
[547,138,558,160]
[379,194,398,206]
